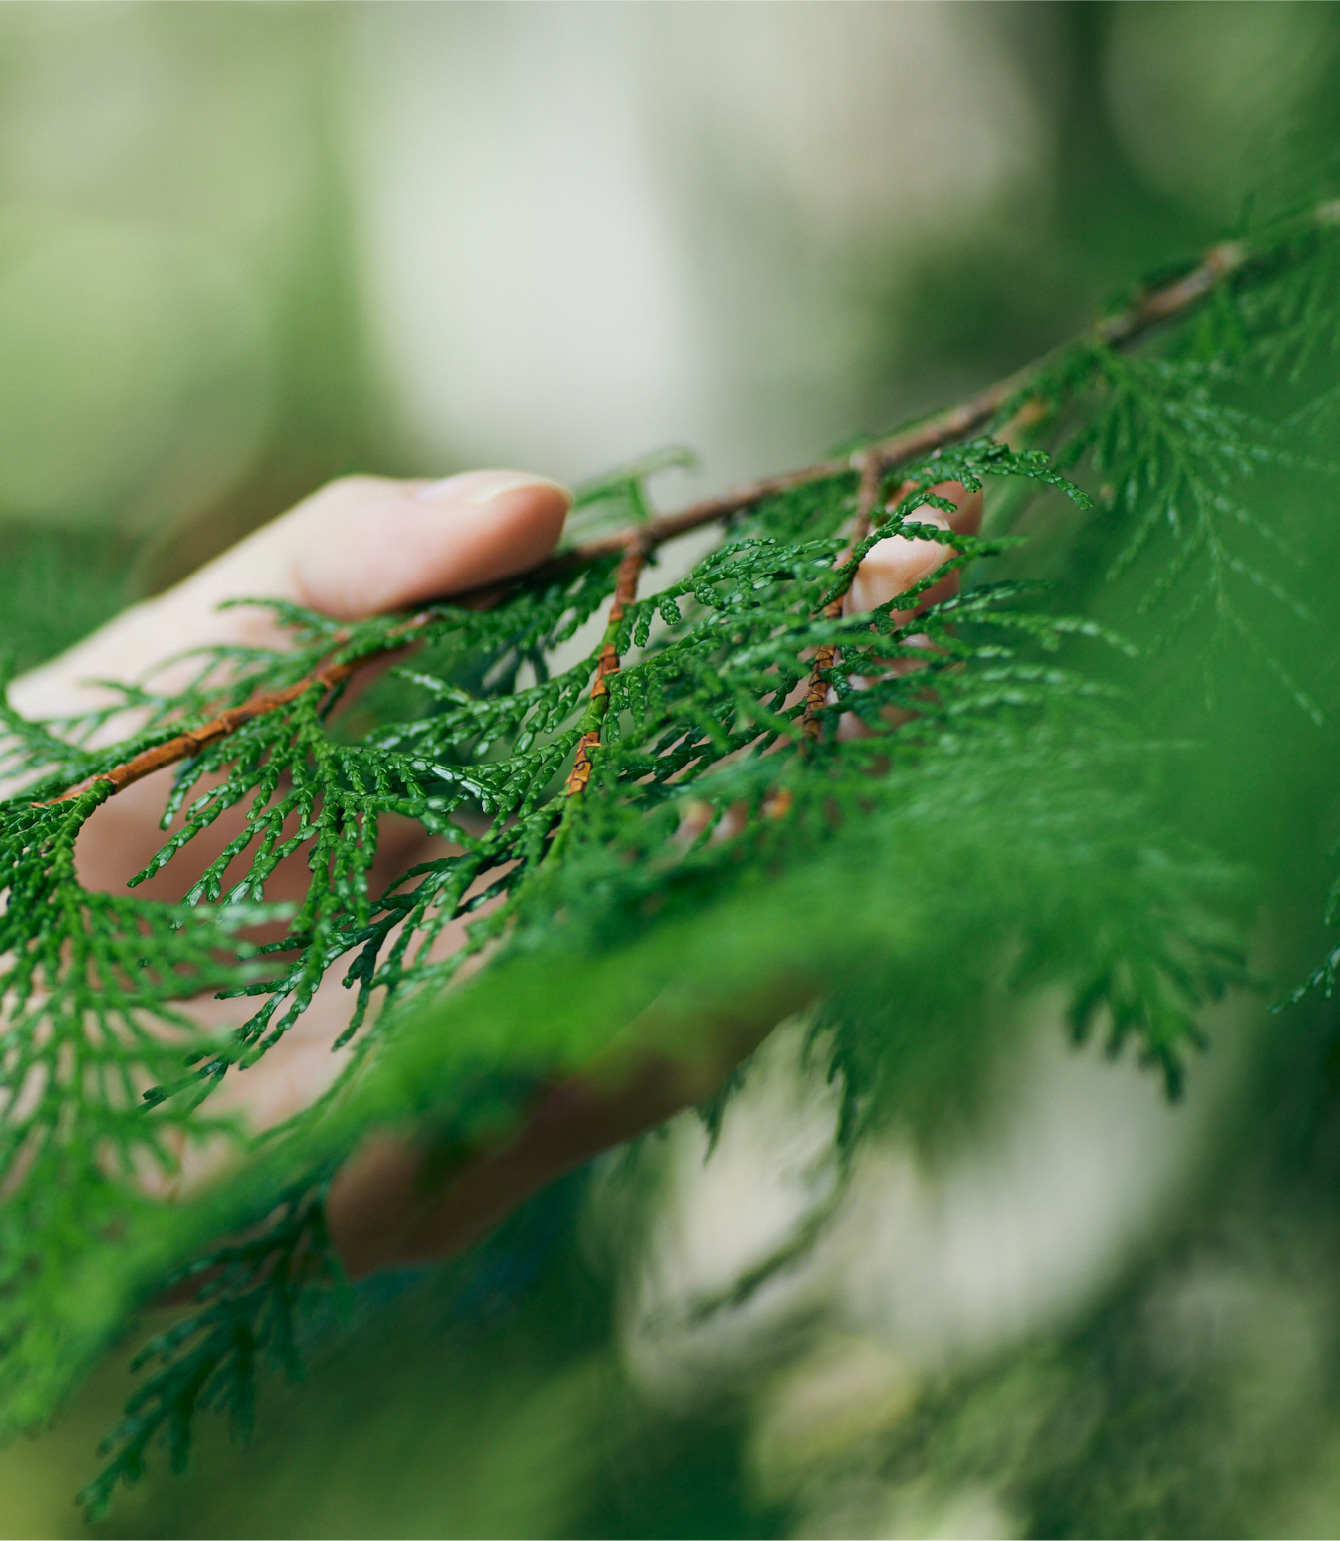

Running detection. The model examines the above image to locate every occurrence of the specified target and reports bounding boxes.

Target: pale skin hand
[8,470,980,1277]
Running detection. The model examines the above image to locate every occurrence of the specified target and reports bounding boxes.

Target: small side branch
[565,536,649,797]
[39,656,367,806]
[800,451,883,743]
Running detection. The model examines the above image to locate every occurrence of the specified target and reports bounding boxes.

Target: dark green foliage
[2,195,1340,1514]
[80,1187,336,1516]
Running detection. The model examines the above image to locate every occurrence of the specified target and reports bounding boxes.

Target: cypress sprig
[1,194,1339,1511]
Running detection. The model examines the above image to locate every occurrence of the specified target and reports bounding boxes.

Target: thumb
[11,470,571,719]
[274,469,572,622]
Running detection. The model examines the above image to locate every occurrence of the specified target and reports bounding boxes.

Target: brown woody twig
[40,659,365,806]
[564,534,650,797]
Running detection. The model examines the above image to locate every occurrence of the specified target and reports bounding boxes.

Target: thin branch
[565,535,650,797]
[38,622,430,806]
[566,241,1260,566]
[1096,240,1248,346]
[40,658,364,806]
[29,213,1311,808]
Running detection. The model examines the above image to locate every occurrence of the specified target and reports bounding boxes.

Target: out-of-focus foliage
[0,4,377,585]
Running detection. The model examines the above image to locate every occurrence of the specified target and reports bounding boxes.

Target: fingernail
[414,469,572,508]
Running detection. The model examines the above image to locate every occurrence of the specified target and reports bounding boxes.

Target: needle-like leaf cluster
[1,196,1340,1511]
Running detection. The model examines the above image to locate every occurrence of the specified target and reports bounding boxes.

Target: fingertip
[932,480,983,537]
[846,509,952,616]
[844,480,984,618]
[294,471,572,619]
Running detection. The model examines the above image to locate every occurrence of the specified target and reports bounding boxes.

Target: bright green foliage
[1,196,1339,1512]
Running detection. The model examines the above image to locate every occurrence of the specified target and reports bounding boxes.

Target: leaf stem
[564,534,650,797]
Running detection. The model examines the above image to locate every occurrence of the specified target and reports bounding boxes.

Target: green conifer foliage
[2,195,1340,1512]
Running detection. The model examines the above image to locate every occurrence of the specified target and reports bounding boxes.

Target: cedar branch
[31,218,1298,808]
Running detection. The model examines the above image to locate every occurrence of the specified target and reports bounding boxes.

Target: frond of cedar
[0,192,1334,1512]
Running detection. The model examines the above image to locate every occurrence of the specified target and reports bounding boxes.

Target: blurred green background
[3,3,1340,1536]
